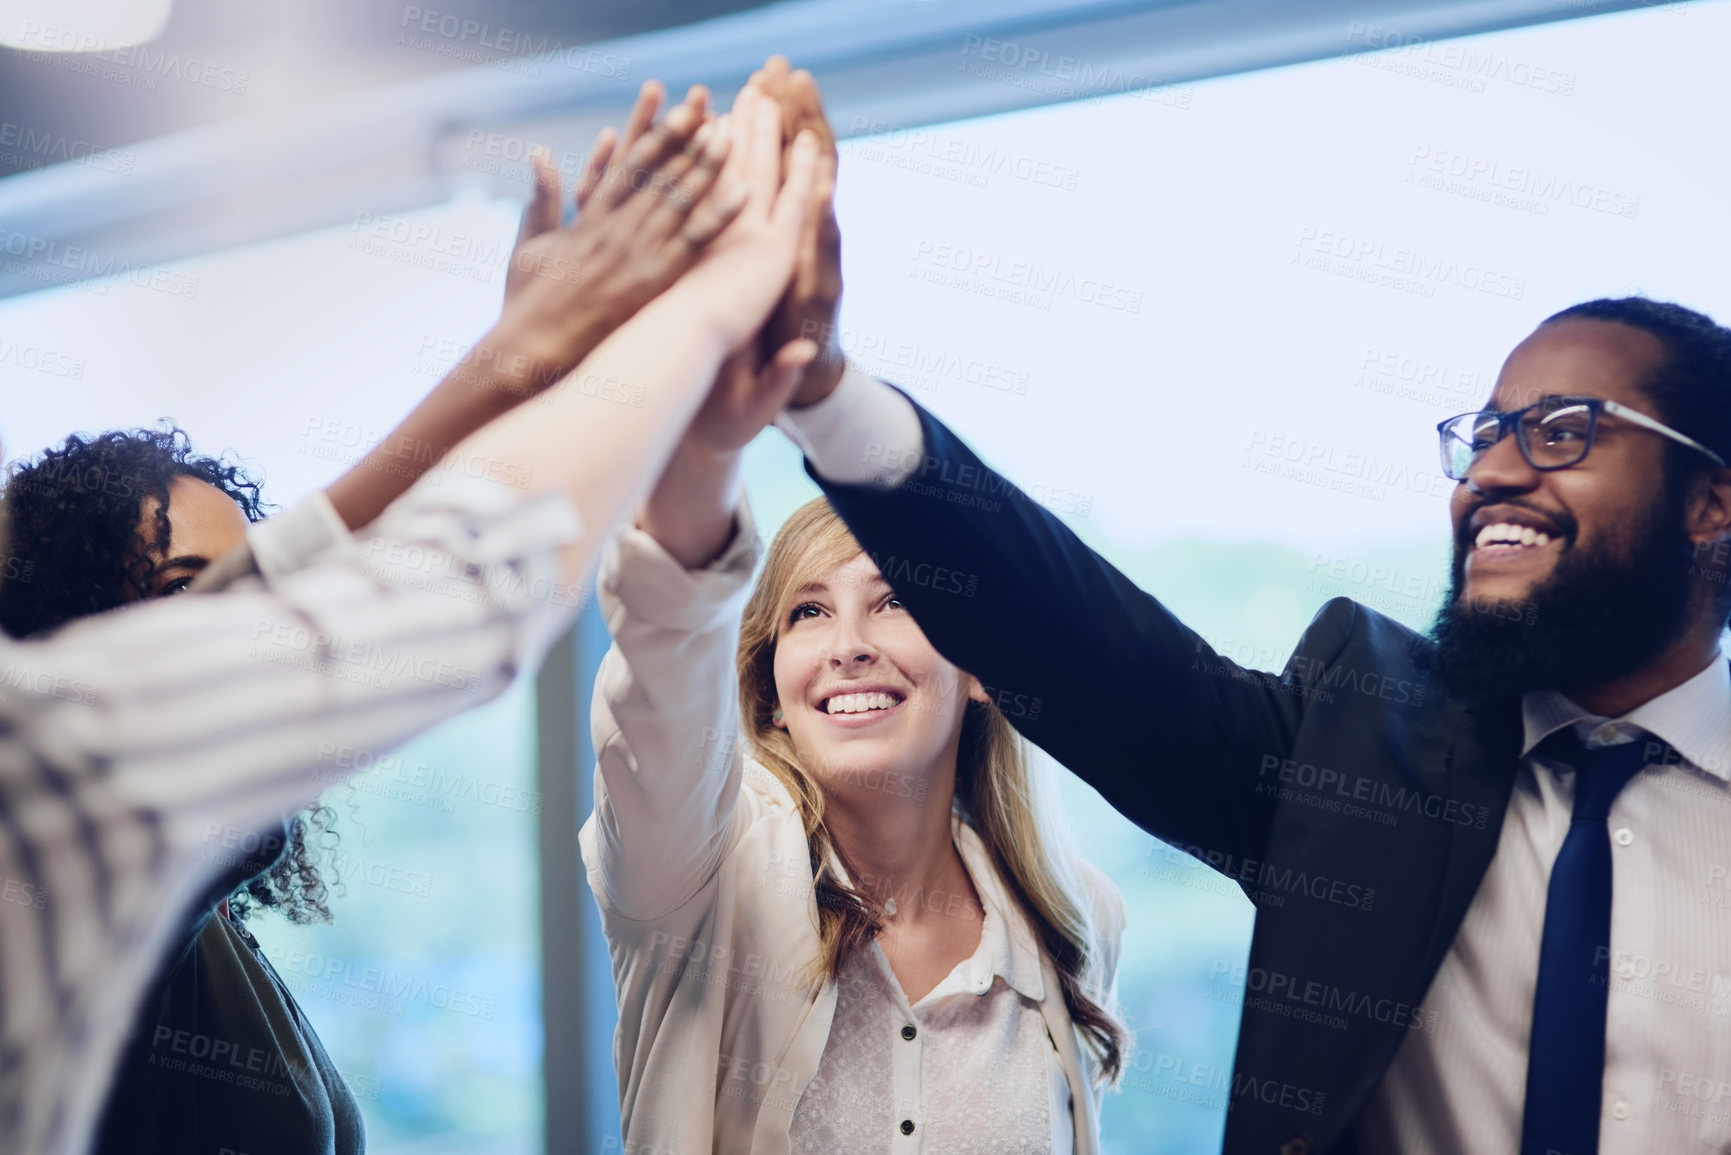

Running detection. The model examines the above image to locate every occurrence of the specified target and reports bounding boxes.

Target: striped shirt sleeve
[0,471,582,1155]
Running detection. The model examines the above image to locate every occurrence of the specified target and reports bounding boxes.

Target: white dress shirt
[790,819,1075,1154]
[1359,655,1731,1155]
[0,474,580,1155]
[775,363,925,488]
[780,369,1731,1153]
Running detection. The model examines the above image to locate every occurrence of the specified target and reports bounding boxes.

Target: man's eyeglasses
[1435,398,1726,482]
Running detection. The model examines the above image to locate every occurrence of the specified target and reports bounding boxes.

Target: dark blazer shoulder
[1296,596,1433,675]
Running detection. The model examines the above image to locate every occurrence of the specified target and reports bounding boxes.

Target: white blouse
[791,822,1075,1154]
[580,507,1124,1154]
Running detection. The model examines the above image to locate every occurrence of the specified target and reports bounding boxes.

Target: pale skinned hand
[654,84,821,357]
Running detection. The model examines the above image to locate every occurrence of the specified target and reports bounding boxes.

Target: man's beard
[1428,492,1698,704]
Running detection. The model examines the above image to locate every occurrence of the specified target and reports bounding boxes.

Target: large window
[738,4,1731,1149]
[1,2,1727,1150]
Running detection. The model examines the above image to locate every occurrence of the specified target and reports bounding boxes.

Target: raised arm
[810,390,1341,860]
[582,83,823,921]
[749,72,1339,864]
[0,83,820,1155]
[455,87,818,586]
[323,83,718,532]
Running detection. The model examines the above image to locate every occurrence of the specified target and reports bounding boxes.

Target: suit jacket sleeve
[809,390,1357,868]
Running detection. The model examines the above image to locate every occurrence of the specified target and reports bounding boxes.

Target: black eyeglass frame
[1435,397,1727,482]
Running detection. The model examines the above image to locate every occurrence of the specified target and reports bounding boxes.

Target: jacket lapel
[1416,693,1523,991]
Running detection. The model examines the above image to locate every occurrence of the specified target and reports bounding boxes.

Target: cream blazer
[578,503,1124,1154]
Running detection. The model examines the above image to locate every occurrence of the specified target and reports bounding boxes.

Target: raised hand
[634,83,821,568]
[323,85,739,532]
[495,82,738,390]
[656,84,820,356]
[750,56,845,406]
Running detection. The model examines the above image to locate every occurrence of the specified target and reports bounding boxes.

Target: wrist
[640,445,744,569]
[490,303,615,390]
[646,278,751,360]
[788,350,845,408]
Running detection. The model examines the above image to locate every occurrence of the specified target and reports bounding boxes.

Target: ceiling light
[0,0,172,53]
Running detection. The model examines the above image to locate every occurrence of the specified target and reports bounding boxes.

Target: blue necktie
[1520,730,1648,1155]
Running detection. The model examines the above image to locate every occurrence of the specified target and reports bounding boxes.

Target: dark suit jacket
[809,394,1527,1155]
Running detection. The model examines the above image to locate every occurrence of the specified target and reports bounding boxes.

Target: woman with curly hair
[0,423,359,1155]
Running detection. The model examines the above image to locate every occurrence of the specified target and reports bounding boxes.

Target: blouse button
[1613,827,1634,847]
[901,1024,917,1041]
[900,1119,916,1135]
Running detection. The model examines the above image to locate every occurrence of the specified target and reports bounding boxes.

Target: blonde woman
[580,254,1128,1150]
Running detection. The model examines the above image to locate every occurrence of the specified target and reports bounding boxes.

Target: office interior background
[0,0,1724,1149]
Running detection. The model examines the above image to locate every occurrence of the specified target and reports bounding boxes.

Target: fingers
[770,130,821,235]
[619,80,663,154]
[675,120,733,204]
[518,145,563,242]
[755,338,819,413]
[679,174,748,251]
[744,91,785,217]
[646,121,735,243]
[574,127,616,213]
[758,56,795,138]
[719,88,757,205]
[598,86,711,212]
[760,55,792,94]
[789,69,836,156]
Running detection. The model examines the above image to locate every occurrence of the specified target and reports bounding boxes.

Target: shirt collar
[949,817,1047,1004]
[1520,650,1731,782]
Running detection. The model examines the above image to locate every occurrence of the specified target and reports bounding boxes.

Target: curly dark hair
[0,422,339,924]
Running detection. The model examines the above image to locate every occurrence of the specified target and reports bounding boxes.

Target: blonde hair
[737,498,1126,1082]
